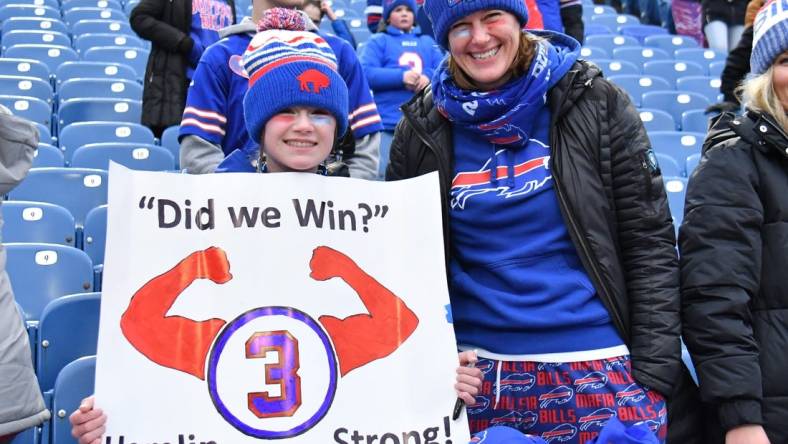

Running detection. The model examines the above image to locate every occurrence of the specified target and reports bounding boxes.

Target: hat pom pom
[257,7,307,31]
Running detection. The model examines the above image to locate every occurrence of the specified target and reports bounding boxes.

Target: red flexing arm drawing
[120,246,232,380]
[309,246,419,377]
[121,246,418,380]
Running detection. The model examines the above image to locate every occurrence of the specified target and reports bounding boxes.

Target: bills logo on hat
[298,69,331,93]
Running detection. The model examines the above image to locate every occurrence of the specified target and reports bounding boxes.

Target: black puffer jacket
[680,110,788,443]
[387,59,702,442]
[130,0,235,131]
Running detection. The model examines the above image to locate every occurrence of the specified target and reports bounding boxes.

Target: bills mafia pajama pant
[467,355,667,444]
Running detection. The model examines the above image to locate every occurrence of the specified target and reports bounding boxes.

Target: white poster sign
[95,164,469,444]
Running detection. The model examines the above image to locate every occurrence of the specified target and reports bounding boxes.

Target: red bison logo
[297,69,330,93]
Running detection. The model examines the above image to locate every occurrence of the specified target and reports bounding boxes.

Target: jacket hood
[706,110,788,159]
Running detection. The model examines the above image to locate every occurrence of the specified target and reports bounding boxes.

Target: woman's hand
[415,74,430,92]
[455,350,482,405]
[321,1,337,21]
[69,396,107,444]
[725,425,770,444]
[403,70,421,90]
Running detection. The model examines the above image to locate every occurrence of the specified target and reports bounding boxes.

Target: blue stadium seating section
[8,167,109,225]
[58,98,142,129]
[0,95,51,127]
[71,142,175,171]
[55,61,138,87]
[0,75,54,104]
[82,204,106,266]
[51,356,96,444]
[59,121,155,162]
[160,125,180,168]
[36,292,100,393]
[58,78,142,103]
[4,243,93,321]
[639,108,676,131]
[82,46,148,79]
[34,143,64,167]
[0,58,51,83]
[608,74,671,107]
[1,30,71,52]
[4,44,79,73]
[1,201,75,246]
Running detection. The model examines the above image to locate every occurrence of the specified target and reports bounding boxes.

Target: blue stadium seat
[709,60,725,78]
[1,17,68,35]
[34,123,54,145]
[33,143,65,168]
[0,95,52,128]
[4,45,79,73]
[612,46,671,66]
[685,153,701,177]
[73,33,145,55]
[618,24,667,43]
[1,201,74,245]
[4,243,93,321]
[55,61,137,87]
[676,75,722,103]
[61,0,123,11]
[591,59,641,76]
[36,292,100,393]
[644,34,700,52]
[64,7,127,28]
[8,427,35,444]
[641,91,710,124]
[583,23,613,37]
[655,152,681,177]
[1,30,71,53]
[584,4,617,18]
[8,168,109,226]
[160,125,180,168]
[349,27,371,44]
[59,121,154,162]
[0,58,50,83]
[589,13,624,30]
[608,74,671,107]
[124,0,140,14]
[51,356,96,444]
[0,75,53,104]
[70,19,133,36]
[674,48,725,64]
[58,78,143,103]
[639,108,677,131]
[83,47,149,79]
[71,143,175,171]
[664,176,687,227]
[0,0,58,8]
[648,131,704,167]
[58,98,142,129]
[0,5,60,22]
[643,60,706,86]
[83,205,106,266]
[681,109,711,133]
[584,34,640,55]
[579,46,609,59]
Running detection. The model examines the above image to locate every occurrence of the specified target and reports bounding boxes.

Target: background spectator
[701,0,747,53]
[303,0,357,49]
[680,1,788,442]
[130,0,236,137]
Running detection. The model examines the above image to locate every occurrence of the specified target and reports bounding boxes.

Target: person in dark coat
[386,0,703,441]
[130,0,235,137]
[680,0,788,442]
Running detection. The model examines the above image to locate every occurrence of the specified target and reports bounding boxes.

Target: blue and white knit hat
[423,0,528,48]
[751,0,788,75]
[383,0,417,22]
[242,8,349,143]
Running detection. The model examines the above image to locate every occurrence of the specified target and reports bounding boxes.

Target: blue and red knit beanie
[242,8,349,143]
[751,0,788,75]
[423,0,529,48]
[383,0,418,23]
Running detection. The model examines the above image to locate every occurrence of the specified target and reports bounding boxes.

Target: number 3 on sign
[246,331,302,418]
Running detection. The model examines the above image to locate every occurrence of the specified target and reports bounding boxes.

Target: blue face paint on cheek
[450,27,471,40]
[309,114,335,126]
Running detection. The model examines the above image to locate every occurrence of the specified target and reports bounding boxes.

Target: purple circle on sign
[207,306,338,439]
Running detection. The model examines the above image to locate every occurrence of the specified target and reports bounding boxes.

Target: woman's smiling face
[447,9,521,91]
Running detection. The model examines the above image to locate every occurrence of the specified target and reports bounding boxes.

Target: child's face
[262,107,336,173]
[388,5,414,31]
